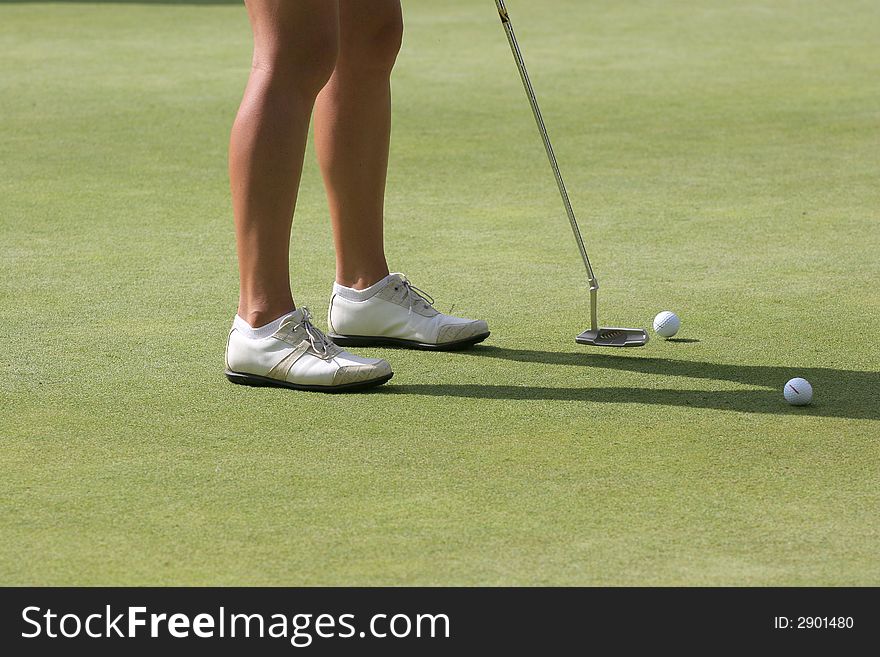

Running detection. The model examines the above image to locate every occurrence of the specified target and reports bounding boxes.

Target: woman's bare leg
[313,0,403,290]
[230,0,339,327]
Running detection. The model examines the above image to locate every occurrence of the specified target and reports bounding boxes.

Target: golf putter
[494,0,648,347]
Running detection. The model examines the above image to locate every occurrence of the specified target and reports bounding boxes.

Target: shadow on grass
[384,347,878,420]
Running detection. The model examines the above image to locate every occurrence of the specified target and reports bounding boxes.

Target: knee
[253,29,339,97]
[339,12,403,75]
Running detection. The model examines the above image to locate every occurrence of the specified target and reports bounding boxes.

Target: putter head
[576,327,649,347]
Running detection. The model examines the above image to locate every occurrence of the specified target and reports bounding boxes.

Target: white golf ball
[652,311,680,338]
[784,377,813,406]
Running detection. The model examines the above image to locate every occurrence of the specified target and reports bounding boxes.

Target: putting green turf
[1,0,878,586]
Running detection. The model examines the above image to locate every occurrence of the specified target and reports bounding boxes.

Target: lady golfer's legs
[228,0,488,368]
[314,0,403,290]
[230,0,338,328]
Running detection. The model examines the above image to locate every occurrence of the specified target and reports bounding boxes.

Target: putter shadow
[385,346,878,420]
[383,383,874,420]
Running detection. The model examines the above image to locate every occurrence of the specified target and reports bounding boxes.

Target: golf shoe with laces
[327,273,490,350]
[225,308,393,392]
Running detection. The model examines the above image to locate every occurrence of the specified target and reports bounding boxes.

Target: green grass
[1,0,878,586]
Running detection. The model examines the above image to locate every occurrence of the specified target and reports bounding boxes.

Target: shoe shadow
[383,346,879,420]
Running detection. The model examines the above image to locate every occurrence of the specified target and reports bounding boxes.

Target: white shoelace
[394,277,435,312]
[283,307,334,357]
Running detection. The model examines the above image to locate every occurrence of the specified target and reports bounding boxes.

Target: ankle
[336,268,391,291]
[237,304,295,329]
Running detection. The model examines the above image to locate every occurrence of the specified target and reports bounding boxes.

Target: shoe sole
[224,370,393,393]
[328,331,490,351]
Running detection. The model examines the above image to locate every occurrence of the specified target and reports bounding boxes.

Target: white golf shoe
[225,308,393,392]
[327,273,490,350]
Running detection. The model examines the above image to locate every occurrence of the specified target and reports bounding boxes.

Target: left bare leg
[313,0,403,290]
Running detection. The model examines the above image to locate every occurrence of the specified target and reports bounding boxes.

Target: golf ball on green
[653,311,680,338]
[784,377,813,406]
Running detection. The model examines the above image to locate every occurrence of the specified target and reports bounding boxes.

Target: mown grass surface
[1,0,878,585]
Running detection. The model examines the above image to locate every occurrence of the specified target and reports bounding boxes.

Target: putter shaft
[494,0,599,331]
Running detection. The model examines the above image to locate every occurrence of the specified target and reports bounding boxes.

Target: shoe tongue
[281,308,307,328]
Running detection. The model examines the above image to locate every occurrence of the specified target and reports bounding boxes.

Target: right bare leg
[230,0,339,328]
